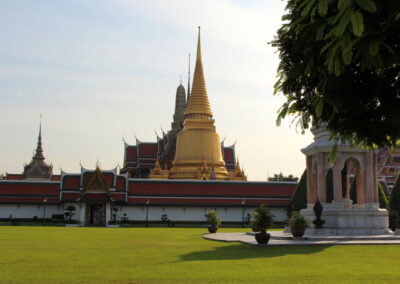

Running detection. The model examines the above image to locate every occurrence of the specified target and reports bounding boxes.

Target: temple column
[346,167,351,199]
[364,152,374,203]
[333,152,342,203]
[316,152,326,203]
[306,156,316,204]
[356,167,365,204]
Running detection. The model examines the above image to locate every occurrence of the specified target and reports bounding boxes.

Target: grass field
[1,227,400,283]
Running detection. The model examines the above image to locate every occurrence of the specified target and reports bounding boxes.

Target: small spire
[180,75,182,85]
[96,160,101,170]
[33,115,45,160]
[187,53,191,104]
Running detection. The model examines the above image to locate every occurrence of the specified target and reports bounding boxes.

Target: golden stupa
[168,27,230,180]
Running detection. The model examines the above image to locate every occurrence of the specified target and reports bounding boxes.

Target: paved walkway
[204,231,400,246]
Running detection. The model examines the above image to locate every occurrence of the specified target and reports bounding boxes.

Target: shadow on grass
[180,243,329,261]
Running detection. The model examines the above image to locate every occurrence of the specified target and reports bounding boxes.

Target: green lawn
[0,227,399,283]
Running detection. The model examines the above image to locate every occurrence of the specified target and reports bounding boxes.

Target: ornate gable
[82,167,110,194]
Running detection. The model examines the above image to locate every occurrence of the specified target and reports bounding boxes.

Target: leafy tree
[272,0,400,147]
[268,172,299,182]
[291,169,307,211]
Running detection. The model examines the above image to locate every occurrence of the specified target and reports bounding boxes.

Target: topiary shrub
[389,172,400,230]
[378,182,389,209]
[325,169,333,203]
[389,211,398,231]
[291,169,307,211]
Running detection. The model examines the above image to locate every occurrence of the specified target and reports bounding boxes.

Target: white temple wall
[0,204,63,219]
[117,206,287,222]
[0,204,288,223]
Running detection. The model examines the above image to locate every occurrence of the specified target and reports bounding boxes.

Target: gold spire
[151,155,162,175]
[169,27,229,180]
[185,26,213,118]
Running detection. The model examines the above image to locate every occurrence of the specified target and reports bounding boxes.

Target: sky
[0,0,313,180]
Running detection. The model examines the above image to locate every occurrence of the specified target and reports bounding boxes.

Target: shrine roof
[5,174,23,180]
[61,175,81,190]
[137,143,158,157]
[223,147,235,163]
[125,146,137,161]
[0,180,60,197]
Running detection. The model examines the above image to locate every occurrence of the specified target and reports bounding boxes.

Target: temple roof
[22,119,53,180]
[185,27,213,118]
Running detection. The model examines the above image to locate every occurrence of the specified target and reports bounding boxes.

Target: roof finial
[33,114,45,160]
[96,159,101,170]
[180,75,182,85]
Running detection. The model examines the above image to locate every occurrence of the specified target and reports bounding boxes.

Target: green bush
[389,211,398,231]
[204,210,221,227]
[291,169,307,211]
[389,172,400,230]
[288,211,309,231]
[389,172,400,212]
[65,219,80,224]
[251,204,274,233]
[52,214,64,220]
[378,182,389,209]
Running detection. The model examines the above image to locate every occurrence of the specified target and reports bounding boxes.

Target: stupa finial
[185,26,213,118]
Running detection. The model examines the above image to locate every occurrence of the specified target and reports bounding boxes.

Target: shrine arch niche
[341,156,365,205]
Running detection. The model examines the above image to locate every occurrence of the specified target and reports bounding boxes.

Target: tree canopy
[268,172,299,182]
[272,0,400,147]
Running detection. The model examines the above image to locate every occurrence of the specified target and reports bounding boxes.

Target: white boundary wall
[0,204,62,219]
[0,204,287,223]
[117,206,287,222]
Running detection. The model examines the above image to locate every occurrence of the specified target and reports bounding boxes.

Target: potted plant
[251,204,274,244]
[205,210,221,233]
[288,211,309,237]
[64,205,76,224]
